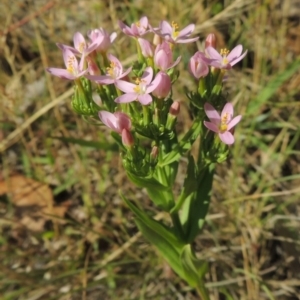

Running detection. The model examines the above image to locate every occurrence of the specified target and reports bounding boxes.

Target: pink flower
[152,72,171,99]
[98,111,131,134]
[57,32,100,57]
[87,28,117,53]
[204,102,242,145]
[154,41,181,71]
[118,16,149,37]
[188,51,210,79]
[115,67,161,105]
[152,21,199,44]
[86,54,132,84]
[46,48,87,80]
[205,45,247,69]
[138,38,154,58]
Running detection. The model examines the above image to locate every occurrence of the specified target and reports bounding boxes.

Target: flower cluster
[47,16,246,152]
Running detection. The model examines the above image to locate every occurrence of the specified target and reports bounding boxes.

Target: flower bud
[169,101,180,116]
[205,33,216,49]
[121,129,134,148]
[152,72,171,99]
[188,51,209,79]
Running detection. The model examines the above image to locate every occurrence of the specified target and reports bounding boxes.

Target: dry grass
[0,0,300,299]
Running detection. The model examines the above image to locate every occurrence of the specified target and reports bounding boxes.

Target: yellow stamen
[67,56,75,74]
[78,42,86,53]
[219,112,230,132]
[133,78,146,94]
[136,21,140,27]
[220,48,230,56]
[171,21,179,39]
[106,61,117,77]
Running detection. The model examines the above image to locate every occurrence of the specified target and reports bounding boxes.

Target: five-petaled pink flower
[98,111,131,134]
[204,102,242,145]
[115,67,161,105]
[46,48,88,80]
[152,21,199,44]
[57,32,100,57]
[87,28,117,53]
[86,54,132,84]
[205,45,247,69]
[118,16,149,38]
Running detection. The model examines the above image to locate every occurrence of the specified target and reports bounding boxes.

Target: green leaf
[170,155,198,215]
[121,194,184,249]
[121,194,189,281]
[180,245,202,287]
[146,187,174,211]
[181,164,215,243]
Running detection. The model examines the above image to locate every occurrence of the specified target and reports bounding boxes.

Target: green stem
[196,283,210,300]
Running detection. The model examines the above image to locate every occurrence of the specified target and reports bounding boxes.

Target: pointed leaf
[181,164,215,242]
[121,194,184,249]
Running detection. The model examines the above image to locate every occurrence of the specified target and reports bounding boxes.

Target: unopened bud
[152,72,171,99]
[169,101,180,116]
[121,129,134,147]
[205,33,216,49]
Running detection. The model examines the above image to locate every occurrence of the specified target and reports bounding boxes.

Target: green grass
[0,0,300,299]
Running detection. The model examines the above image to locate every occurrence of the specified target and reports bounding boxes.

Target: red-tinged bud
[169,101,180,116]
[205,33,216,49]
[121,129,134,147]
[152,72,171,99]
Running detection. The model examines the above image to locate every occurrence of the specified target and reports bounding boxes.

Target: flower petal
[115,112,132,131]
[115,80,136,93]
[146,72,162,93]
[98,111,117,130]
[138,94,152,105]
[221,103,234,121]
[219,131,235,145]
[141,67,153,85]
[230,50,248,66]
[204,121,219,133]
[227,115,242,131]
[115,93,137,103]
[178,24,195,38]
[176,37,199,43]
[46,68,75,80]
[227,45,243,61]
[160,21,173,35]
[73,32,86,53]
[205,46,222,60]
[86,75,114,84]
[204,103,220,124]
